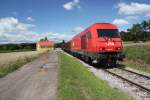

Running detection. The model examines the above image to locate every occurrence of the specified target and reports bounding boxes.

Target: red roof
[37,41,54,47]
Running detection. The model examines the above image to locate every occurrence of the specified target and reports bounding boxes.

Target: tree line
[120,19,150,42]
[0,43,36,53]
[0,37,48,53]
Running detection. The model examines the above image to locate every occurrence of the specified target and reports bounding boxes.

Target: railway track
[117,67,150,79]
[103,67,150,94]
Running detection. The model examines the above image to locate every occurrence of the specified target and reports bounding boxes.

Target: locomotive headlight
[112,42,114,45]
[116,47,121,50]
[107,42,114,46]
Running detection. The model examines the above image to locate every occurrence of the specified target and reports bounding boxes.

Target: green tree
[121,19,150,42]
[40,37,48,41]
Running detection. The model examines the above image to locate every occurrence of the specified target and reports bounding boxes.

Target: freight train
[62,23,125,67]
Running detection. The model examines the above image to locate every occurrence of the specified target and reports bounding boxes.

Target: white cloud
[0,17,72,43]
[40,32,73,42]
[125,16,139,20]
[26,17,35,22]
[63,0,80,10]
[72,26,84,33]
[145,13,150,17]
[0,17,35,34]
[117,2,150,16]
[113,19,129,26]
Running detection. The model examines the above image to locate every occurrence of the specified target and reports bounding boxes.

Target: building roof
[37,41,54,47]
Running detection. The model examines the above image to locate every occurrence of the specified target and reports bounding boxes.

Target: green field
[58,52,131,100]
[122,45,150,73]
[124,45,150,62]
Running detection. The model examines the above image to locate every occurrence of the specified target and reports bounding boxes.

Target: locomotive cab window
[97,29,119,38]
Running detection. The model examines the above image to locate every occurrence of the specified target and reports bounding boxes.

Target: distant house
[36,41,54,51]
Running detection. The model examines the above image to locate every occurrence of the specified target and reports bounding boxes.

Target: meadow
[0,51,44,77]
[122,44,150,73]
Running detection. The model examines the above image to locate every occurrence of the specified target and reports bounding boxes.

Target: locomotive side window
[86,31,91,39]
[97,29,119,38]
[81,35,86,49]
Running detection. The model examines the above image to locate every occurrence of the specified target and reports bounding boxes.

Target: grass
[0,56,37,77]
[123,41,134,44]
[58,52,131,100]
[120,61,150,73]
[123,45,150,73]
[0,51,44,77]
[0,51,42,67]
[124,45,150,63]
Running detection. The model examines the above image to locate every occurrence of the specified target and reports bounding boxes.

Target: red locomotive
[63,23,125,66]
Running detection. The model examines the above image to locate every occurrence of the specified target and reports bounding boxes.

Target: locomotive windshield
[97,29,119,38]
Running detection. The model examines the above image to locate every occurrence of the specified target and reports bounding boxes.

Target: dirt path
[0,51,58,100]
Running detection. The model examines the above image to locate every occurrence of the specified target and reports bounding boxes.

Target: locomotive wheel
[98,60,116,68]
[99,60,106,67]
[84,56,92,65]
[111,60,117,67]
[106,60,117,67]
[87,57,92,65]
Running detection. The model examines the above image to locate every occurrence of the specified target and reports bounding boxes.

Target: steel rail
[103,69,150,94]
[117,67,150,79]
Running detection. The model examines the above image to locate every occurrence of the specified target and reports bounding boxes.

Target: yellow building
[36,41,54,51]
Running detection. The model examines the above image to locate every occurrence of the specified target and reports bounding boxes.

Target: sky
[0,0,150,43]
